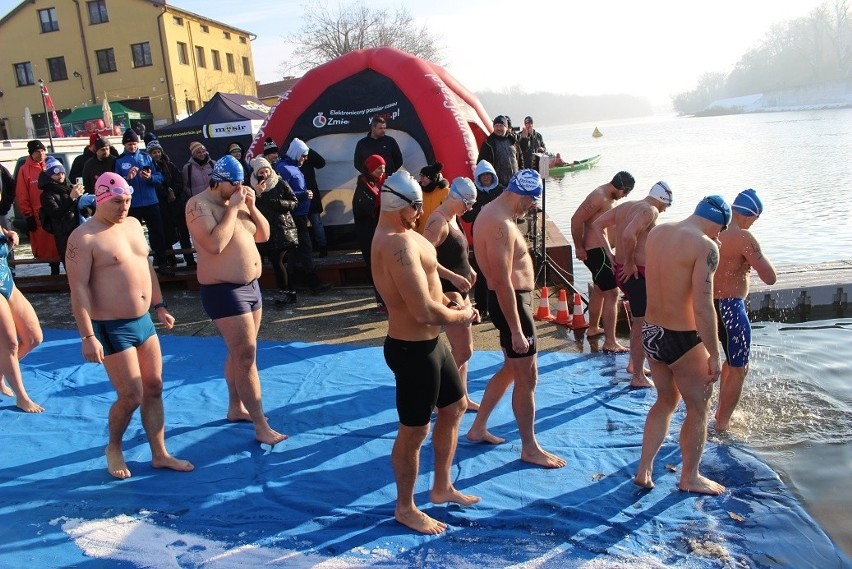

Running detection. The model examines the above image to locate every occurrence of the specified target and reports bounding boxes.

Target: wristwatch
[153,301,168,310]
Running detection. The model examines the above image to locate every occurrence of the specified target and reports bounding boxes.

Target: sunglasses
[382,187,423,211]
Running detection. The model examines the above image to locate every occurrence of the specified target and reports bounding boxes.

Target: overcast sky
[1,0,828,102]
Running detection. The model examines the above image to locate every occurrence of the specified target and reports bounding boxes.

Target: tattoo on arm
[186,202,210,223]
[66,243,78,264]
[706,248,718,271]
[394,247,411,267]
[751,239,764,260]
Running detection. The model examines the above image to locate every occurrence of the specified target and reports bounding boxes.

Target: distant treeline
[673,0,852,115]
[475,89,654,127]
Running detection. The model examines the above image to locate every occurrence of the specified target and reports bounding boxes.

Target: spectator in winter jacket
[182,141,215,198]
[69,132,118,184]
[518,116,546,170]
[38,160,92,267]
[148,140,194,267]
[476,115,520,187]
[81,137,116,195]
[414,161,450,234]
[353,116,403,175]
[300,147,328,257]
[15,139,60,273]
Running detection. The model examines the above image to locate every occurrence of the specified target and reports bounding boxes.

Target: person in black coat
[300,147,328,257]
[250,157,299,305]
[38,161,93,268]
[147,140,194,267]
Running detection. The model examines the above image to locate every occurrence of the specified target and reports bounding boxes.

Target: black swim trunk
[642,322,702,365]
[92,313,157,356]
[383,336,464,427]
[487,289,537,358]
[439,277,468,299]
[200,279,262,320]
[614,263,647,318]
[582,247,618,292]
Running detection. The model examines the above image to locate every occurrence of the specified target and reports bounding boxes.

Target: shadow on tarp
[0,330,848,568]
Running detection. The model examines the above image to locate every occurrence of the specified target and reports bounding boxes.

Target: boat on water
[548,154,601,176]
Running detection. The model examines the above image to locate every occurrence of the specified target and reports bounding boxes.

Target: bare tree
[283,1,442,73]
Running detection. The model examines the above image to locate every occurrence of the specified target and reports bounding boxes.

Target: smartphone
[76,177,83,186]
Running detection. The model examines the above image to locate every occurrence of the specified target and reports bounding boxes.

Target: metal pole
[37,79,55,153]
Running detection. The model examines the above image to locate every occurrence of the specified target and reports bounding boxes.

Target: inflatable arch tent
[248,47,492,237]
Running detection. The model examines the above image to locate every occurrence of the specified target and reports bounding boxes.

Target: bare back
[66,217,153,320]
[474,202,535,291]
[645,222,718,331]
[610,200,659,267]
[714,226,775,299]
[372,226,445,341]
[186,192,263,285]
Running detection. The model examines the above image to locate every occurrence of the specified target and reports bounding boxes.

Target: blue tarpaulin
[0,330,848,568]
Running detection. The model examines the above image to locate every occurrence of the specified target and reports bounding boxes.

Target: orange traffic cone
[570,292,589,330]
[553,289,571,326]
[533,286,555,321]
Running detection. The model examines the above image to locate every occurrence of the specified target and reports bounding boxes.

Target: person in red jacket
[15,140,60,274]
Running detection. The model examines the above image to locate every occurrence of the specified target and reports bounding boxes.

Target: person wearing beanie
[182,141,214,198]
[713,190,776,432]
[633,195,734,496]
[262,137,279,163]
[591,181,673,389]
[274,139,331,294]
[414,161,449,234]
[371,168,480,533]
[185,155,287,447]
[352,154,387,310]
[353,115,403,176]
[38,156,90,268]
[477,116,520,187]
[460,160,505,320]
[69,132,117,184]
[422,176,480,411]
[465,169,566,470]
[65,172,193,480]
[249,155,299,305]
[518,116,546,170]
[16,139,60,273]
[115,125,171,273]
[227,140,252,180]
[147,140,194,267]
[570,171,635,354]
[82,137,116,195]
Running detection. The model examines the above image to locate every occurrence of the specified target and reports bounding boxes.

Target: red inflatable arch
[249,47,492,228]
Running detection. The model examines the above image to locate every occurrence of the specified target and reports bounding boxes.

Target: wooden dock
[747,260,852,322]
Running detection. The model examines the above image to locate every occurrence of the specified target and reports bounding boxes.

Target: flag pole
[37,79,55,153]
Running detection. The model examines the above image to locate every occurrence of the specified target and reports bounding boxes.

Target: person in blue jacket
[114,128,172,274]
[274,138,331,294]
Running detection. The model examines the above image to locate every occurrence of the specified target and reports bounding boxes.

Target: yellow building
[0,0,257,139]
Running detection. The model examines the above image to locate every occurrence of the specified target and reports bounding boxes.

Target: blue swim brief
[200,279,262,320]
[92,313,157,356]
[715,298,751,367]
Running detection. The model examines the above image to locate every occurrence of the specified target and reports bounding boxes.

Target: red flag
[40,82,65,138]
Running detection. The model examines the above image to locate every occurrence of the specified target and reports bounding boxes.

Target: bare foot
[395,507,448,535]
[629,375,655,389]
[0,379,13,397]
[521,447,566,468]
[430,487,481,506]
[626,363,651,375]
[106,446,131,479]
[679,474,725,495]
[227,405,252,422]
[465,397,480,412]
[16,397,44,413]
[602,342,629,353]
[465,428,505,444]
[634,470,655,489]
[256,425,287,446]
[587,327,605,339]
[714,414,730,433]
[152,454,195,473]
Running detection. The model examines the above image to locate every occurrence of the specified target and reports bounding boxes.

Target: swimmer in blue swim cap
[712,188,776,433]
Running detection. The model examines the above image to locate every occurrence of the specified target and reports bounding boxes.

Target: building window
[95,48,117,73]
[38,8,59,33]
[173,16,183,26]
[242,56,250,76]
[177,42,189,65]
[194,46,206,68]
[225,53,235,73]
[211,50,221,71]
[200,24,209,33]
[239,36,246,44]
[187,100,197,114]
[131,42,153,68]
[14,62,35,86]
[47,56,68,81]
[223,31,230,40]
[87,0,108,24]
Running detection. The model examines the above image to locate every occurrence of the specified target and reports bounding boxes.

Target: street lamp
[184,89,190,115]
[72,70,84,91]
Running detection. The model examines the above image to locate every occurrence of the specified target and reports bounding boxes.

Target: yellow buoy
[592,127,603,138]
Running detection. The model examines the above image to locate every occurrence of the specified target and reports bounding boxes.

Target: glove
[25,216,37,232]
